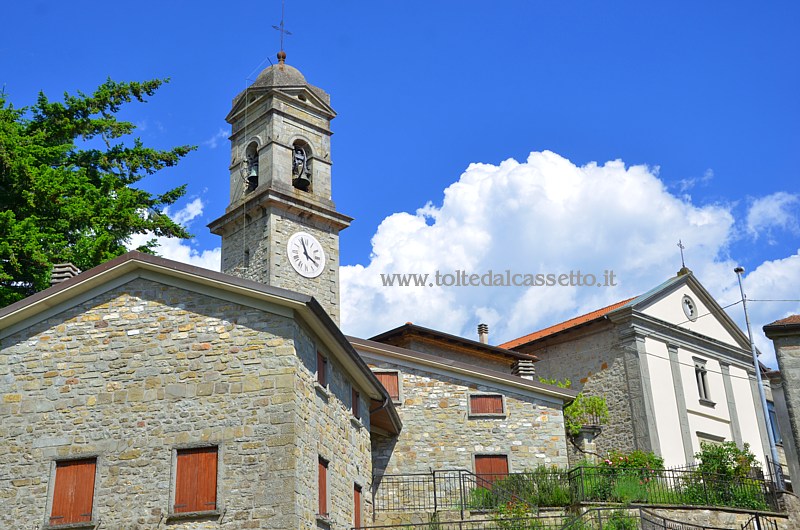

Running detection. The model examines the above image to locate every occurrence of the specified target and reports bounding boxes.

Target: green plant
[564,393,609,436]
[491,500,544,530]
[539,377,572,389]
[604,510,639,530]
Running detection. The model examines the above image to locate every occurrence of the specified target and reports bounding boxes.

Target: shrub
[564,393,609,436]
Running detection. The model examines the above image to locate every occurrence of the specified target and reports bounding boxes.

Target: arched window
[291,141,312,191]
[245,142,258,193]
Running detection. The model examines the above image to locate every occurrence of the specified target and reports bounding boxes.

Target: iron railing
[372,465,781,514]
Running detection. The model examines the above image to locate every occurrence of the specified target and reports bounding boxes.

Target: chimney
[477,323,489,344]
[512,359,536,380]
[51,263,81,286]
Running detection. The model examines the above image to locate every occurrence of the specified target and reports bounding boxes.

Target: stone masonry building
[0,55,577,529]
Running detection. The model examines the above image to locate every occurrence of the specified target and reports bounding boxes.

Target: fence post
[459,471,465,520]
[432,470,438,514]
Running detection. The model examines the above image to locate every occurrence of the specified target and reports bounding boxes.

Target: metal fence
[372,465,780,514]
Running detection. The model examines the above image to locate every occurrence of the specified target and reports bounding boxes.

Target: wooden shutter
[376,372,400,400]
[174,447,217,513]
[318,457,328,516]
[470,395,504,414]
[475,455,508,487]
[353,484,362,528]
[317,352,327,386]
[352,388,360,418]
[50,459,96,524]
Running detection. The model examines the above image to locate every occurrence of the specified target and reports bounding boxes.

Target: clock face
[682,294,698,321]
[287,232,326,278]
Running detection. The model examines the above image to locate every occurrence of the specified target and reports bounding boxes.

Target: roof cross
[677,239,686,268]
[272,0,292,54]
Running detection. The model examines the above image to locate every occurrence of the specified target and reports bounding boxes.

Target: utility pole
[734,266,783,488]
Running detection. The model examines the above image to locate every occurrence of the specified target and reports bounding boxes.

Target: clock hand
[300,238,312,260]
[300,238,319,266]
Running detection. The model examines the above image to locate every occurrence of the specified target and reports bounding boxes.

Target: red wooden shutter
[353,484,362,528]
[352,388,360,418]
[175,447,217,513]
[317,352,327,386]
[470,395,503,414]
[50,459,96,524]
[376,372,400,400]
[474,455,508,487]
[318,457,328,516]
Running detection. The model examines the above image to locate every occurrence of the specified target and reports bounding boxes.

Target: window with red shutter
[375,372,400,400]
[317,351,327,387]
[318,457,328,517]
[353,483,362,528]
[352,387,360,419]
[469,394,504,415]
[474,455,508,488]
[174,447,218,513]
[50,459,96,525]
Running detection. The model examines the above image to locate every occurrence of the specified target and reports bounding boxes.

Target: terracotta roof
[768,315,800,326]
[500,297,636,349]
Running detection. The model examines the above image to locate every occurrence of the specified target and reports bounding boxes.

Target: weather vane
[272,0,292,53]
[677,240,686,268]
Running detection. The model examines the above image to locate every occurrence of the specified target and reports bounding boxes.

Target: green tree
[0,79,195,306]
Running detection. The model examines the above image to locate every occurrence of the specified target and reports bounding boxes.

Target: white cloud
[203,128,230,149]
[676,168,714,193]
[127,198,221,272]
[340,150,800,367]
[746,192,800,242]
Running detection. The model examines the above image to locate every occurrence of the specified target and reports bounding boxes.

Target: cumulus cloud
[340,151,800,367]
[127,198,221,272]
[203,128,230,149]
[746,192,800,242]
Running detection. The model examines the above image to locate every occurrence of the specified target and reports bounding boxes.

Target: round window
[682,294,698,321]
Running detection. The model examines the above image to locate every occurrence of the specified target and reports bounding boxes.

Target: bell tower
[209,52,352,323]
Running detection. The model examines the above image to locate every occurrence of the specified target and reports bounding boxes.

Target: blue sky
[2,1,799,361]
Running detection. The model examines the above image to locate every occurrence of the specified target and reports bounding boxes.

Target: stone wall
[0,277,369,529]
[517,322,638,463]
[771,333,800,491]
[365,356,568,473]
[219,205,343,324]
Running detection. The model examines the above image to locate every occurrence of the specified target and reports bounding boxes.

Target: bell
[292,174,311,191]
[248,165,258,178]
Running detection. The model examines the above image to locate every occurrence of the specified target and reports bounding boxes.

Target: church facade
[502,270,772,470]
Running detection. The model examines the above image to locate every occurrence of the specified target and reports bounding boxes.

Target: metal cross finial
[677,240,686,268]
[272,0,292,54]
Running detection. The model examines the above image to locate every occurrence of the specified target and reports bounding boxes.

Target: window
[694,358,712,403]
[469,394,505,416]
[318,457,328,517]
[375,371,400,401]
[317,351,327,387]
[49,458,96,526]
[768,400,782,444]
[174,447,218,513]
[353,483,362,528]
[352,387,360,419]
[697,432,725,448]
[474,455,508,487]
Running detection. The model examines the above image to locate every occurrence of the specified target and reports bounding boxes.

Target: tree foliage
[0,79,195,306]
